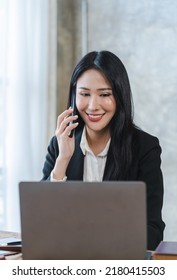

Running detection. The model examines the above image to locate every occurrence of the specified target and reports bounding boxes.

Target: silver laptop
[19,181,147,260]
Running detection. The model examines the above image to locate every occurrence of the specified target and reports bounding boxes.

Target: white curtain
[0,0,57,231]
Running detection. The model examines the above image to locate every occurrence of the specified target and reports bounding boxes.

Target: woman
[42,50,165,250]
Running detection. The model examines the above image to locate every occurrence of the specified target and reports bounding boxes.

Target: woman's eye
[100,93,112,97]
[80,92,90,96]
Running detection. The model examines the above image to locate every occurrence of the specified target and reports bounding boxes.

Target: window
[0,0,57,231]
[0,93,4,228]
[0,0,5,229]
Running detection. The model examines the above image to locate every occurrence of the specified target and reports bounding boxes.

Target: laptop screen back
[19,181,147,260]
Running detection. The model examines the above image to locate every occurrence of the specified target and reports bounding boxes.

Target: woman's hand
[52,108,78,180]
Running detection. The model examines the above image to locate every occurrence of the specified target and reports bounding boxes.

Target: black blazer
[42,127,165,250]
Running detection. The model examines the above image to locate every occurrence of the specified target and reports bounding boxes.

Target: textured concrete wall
[57,0,177,241]
[57,0,82,114]
[86,0,177,241]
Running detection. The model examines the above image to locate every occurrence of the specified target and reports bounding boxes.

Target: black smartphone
[68,94,76,138]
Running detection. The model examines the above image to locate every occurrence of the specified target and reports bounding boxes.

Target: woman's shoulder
[133,127,159,142]
[132,127,161,154]
[48,135,58,148]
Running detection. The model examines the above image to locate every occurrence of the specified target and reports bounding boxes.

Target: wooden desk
[0,231,22,260]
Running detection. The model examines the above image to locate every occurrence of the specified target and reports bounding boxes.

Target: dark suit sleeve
[42,136,59,180]
[137,133,165,250]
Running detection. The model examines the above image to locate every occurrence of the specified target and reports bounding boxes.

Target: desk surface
[0,231,22,260]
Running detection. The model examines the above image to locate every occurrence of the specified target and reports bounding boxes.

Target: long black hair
[68,50,136,180]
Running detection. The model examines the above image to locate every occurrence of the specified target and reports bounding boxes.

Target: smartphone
[68,94,76,138]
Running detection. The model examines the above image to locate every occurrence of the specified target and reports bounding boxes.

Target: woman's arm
[137,133,165,250]
[42,108,78,180]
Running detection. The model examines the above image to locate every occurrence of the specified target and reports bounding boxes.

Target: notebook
[19,181,147,260]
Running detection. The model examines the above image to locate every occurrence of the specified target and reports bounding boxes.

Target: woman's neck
[85,127,110,156]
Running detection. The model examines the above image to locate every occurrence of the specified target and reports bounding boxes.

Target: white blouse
[80,127,110,182]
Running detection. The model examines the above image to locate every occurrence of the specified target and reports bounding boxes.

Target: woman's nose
[88,95,99,110]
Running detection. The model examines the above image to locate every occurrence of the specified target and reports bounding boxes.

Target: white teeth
[89,114,102,119]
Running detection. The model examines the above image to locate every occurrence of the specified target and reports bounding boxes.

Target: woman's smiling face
[76,68,116,136]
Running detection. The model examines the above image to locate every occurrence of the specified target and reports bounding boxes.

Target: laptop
[19,181,147,260]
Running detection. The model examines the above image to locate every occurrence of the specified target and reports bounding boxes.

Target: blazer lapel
[103,145,114,180]
[66,130,84,180]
